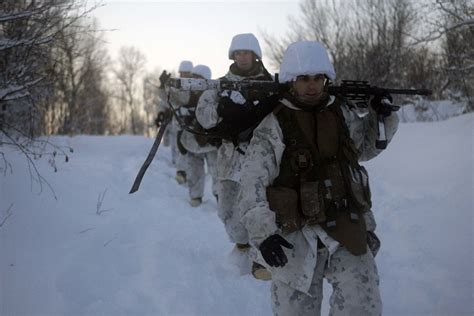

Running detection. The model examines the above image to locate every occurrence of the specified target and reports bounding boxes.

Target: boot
[175,170,186,184]
[190,197,202,207]
[252,262,272,281]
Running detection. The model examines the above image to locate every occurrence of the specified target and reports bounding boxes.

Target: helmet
[279,41,336,83]
[228,33,262,60]
[192,65,212,80]
[178,60,193,73]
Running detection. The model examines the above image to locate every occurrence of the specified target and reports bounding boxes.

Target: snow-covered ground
[1,114,473,316]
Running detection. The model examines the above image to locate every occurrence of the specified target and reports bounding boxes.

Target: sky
[91,0,301,78]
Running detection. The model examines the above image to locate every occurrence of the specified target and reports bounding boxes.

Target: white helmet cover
[178,60,193,72]
[192,65,212,80]
[279,41,336,83]
[228,33,262,60]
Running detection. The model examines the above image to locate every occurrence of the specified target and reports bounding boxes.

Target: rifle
[166,77,431,97]
[166,77,432,149]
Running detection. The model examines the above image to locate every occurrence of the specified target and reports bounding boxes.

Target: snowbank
[1,114,472,315]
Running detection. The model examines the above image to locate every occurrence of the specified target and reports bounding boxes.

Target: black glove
[154,111,168,127]
[216,96,252,121]
[259,234,294,267]
[370,93,397,117]
[159,70,171,88]
[217,93,281,124]
[256,94,281,118]
[154,115,162,127]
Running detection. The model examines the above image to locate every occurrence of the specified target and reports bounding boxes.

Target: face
[292,74,326,104]
[233,50,254,71]
[179,71,192,78]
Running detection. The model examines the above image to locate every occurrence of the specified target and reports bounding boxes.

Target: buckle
[350,212,360,223]
[324,179,333,199]
[334,198,348,211]
[326,219,337,229]
[298,153,308,168]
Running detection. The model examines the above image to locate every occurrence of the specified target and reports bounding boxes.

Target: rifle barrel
[327,86,432,96]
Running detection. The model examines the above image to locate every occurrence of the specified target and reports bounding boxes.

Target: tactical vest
[267,97,372,255]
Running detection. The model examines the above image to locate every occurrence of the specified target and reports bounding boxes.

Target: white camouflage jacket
[195,68,269,182]
[240,96,399,294]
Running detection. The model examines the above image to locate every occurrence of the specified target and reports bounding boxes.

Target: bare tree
[0,203,13,229]
[0,0,101,195]
[262,0,417,86]
[262,0,473,117]
[437,0,473,112]
[142,68,163,136]
[49,18,111,135]
[113,46,147,134]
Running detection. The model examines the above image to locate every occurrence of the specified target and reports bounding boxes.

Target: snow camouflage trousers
[271,246,382,316]
[186,150,218,199]
[217,180,249,244]
[169,127,178,166]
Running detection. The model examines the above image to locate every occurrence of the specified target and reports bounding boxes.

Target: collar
[280,95,336,111]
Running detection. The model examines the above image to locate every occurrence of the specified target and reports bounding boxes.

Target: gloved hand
[259,234,294,267]
[155,110,169,127]
[155,112,165,127]
[370,93,397,117]
[253,93,281,119]
[217,96,252,121]
[159,70,171,88]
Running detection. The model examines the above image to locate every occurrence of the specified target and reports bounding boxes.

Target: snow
[1,114,473,315]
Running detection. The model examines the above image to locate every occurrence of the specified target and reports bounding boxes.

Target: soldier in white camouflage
[168,60,194,185]
[239,41,399,315]
[179,65,219,207]
[195,33,273,279]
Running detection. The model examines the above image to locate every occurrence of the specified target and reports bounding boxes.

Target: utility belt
[266,160,372,235]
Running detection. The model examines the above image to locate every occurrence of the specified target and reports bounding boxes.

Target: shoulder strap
[272,103,284,115]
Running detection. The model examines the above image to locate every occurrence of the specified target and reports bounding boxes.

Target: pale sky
[92,0,301,78]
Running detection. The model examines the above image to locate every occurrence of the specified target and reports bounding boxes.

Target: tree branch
[0,204,13,228]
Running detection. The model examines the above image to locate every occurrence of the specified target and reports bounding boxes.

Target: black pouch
[266,186,302,233]
[194,134,209,147]
[343,164,372,211]
[324,161,347,200]
[300,181,326,224]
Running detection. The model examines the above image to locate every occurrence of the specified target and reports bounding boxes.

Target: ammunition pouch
[299,181,326,224]
[342,164,372,212]
[266,186,302,233]
[194,134,209,147]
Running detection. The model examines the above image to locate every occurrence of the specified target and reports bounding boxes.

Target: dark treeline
[0,0,162,141]
[0,0,163,182]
